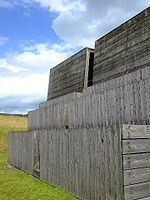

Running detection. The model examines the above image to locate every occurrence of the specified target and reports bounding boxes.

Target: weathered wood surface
[9,125,150,200]
[9,125,124,200]
[123,153,150,170]
[28,65,150,130]
[122,125,150,139]
[39,92,82,108]
[47,48,94,100]
[123,139,150,154]
[125,182,150,200]
[124,167,150,185]
[121,125,150,200]
[8,131,33,175]
[93,7,150,84]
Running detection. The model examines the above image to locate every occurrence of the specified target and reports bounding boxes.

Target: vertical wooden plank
[124,83,131,123]
[139,80,147,124]
[115,125,125,200]
[134,81,142,124]
[144,78,150,124]
[47,129,52,184]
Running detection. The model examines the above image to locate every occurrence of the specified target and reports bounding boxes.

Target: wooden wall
[47,48,94,100]
[8,125,150,200]
[28,66,150,130]
[93,7,150,85]
[39,126,124,200]
[121,125,150,200]
[9,125,124,200]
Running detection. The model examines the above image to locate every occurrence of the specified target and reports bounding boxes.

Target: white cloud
[0,42,75,113]
[0,73,48,98]
[33,0,85,13]
[1,0,149,47]
[0,36,9,45]
[33,0,149,47]
[13,43,72,69]
[0,59,27,73]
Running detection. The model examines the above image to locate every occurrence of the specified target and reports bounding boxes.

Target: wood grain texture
[122,125,150,139]
[28,65,150,131]
[124,182,150,200]
[8,125,150,200]
[123,139,150,154]
[121,124,150,200]
[123,153,150,170]
[124,167,150,185]
[93,7,150,85]
[9,126,124,200]
[47,48,94,100]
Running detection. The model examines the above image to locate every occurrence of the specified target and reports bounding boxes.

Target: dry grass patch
[0,114,28,153]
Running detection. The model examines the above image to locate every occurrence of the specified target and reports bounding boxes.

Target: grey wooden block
[122,125,150,139]
[123,139,150,154]
[125,182,150,200]
[124,167,150,185]
[123,153,150,170]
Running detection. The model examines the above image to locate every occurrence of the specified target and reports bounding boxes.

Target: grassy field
[0,113,79,200]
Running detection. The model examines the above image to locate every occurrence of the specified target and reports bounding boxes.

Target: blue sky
[0,0,149,114]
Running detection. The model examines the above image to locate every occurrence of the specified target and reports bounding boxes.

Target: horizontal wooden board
[125,182,150,200]
[93,57,150,84]
[94,37,149,69]
[47,48,92,100]
[124,167,150,185]
[123,139,150,154]
[50,85,83,100]
[50,64,85,81]
[50,52,86,75]
[49,69,85,85]
[123,153,150,170]
[138,197,150,200]
[49,77,84,92]
[122,125,150,139]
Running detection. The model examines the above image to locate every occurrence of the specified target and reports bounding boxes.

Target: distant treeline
[0,113,28,117]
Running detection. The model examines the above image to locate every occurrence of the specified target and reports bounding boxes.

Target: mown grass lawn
[0,114,79,200]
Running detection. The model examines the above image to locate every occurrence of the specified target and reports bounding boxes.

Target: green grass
[0,114,79,200]
[0,152,8,167]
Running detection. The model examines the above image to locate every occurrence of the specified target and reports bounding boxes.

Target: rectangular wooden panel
[122,125,150,139]
[123,153,150,170]
[124,167,150,185]
[125,182,150,200]
[123,139,150,154]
